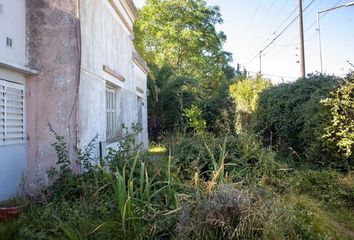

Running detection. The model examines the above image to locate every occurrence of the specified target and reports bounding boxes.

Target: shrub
[256,74,341,166]
[292,169,354,208]
[176,185,341,240]
[322,75,354,168]
[171,131,288,187]
[229,76,271,133]
[172,132,220,180]
[202,80,237,134]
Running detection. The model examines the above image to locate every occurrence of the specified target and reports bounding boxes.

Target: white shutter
[0,80,25,145]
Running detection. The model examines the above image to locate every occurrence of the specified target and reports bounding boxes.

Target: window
[137,96,143,125]
[106,84,121,142]
[6,37,12,47]
[0,80,25,145]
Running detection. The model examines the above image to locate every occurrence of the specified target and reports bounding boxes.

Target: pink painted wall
[25,0,80,193]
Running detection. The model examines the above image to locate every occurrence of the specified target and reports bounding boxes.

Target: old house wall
[0,0,26,66]
[0,0,28,200]
[0,68,27,200]
[79,0,148,151]
[25,0,80,193]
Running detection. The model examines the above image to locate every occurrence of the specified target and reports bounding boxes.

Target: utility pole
[317,1,354,74]
[298,0,306,78]
[317,12,323,73]
[259,50,262,75]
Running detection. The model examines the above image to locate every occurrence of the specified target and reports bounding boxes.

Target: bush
[256,74,341,167]
[292,170,354,208]
[0,125,180,240]
[171,131,288,186]
[202,80,237,134]
[171,132,220,180]
[322,75,354,167]
[176,185,342,240]
[229,76,271,133]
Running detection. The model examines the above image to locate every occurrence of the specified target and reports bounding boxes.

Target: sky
[133,0,354,83]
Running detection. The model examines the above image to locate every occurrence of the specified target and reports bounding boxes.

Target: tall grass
[204,136,227,194]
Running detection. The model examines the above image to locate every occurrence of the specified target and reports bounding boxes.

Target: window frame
[105,83,122,143]
[0,79,25,146]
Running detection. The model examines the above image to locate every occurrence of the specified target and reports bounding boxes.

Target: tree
[134,0,233,94]
[147,64,200,139]
[229,76,271,132]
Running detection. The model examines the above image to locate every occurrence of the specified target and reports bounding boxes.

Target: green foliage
[134,0,233,93]
[136,0,237,138]
[183,105,206,134]
[292,169,354,208]
[2,128,354,239]
[171,130,287,187]
[229,76,272,114]
[229,76,271,133]
[256,74,342,167]
[147,64,200,138]
[202,80,237,134]
[176,186,343,240]
[171,132,219,180]
[322,75,354,166]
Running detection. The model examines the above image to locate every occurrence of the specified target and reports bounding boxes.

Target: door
[0,79,26,200]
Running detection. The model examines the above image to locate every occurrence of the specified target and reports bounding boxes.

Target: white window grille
[137,96,143,125]
[0,80,25,145]
[106,84,121,142]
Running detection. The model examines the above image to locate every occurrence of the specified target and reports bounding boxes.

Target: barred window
[137,96,143,125]
[106,84,121,142]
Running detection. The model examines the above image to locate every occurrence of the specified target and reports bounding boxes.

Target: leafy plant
[256,74,341,167]
[229,76,271,133]
[134,0,233,94]
[183,105,206,135]
[322,75,354,168]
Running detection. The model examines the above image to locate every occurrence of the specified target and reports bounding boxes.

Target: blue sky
[134,0,354,83]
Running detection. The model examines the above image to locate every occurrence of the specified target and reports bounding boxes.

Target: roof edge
[125,0,139,19]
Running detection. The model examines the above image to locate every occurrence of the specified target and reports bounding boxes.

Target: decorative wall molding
[136,86,144,94]
[133,52,150,75]
[108,0,133,34]
[103,65,125,82]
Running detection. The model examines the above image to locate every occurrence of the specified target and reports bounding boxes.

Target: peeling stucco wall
[79,0,148,150]
[25,0,80,193]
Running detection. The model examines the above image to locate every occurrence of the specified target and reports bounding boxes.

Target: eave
[0,60,38,76]
[133,52,150,75]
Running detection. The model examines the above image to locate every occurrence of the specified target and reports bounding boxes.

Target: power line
[246,0,298,60]
[274,32,317,48]
[243,0,278,57]
[266,0,291,35]
[240,0,264,42]
[272,0,346,49]
[262,0,315,53]
[246,70,297,80]
[253,0,278,36]
[244,0,316,66]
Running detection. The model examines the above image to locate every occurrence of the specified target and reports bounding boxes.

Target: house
[0,0,149,200]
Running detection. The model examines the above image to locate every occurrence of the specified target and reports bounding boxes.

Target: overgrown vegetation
[1,0,353,239]
[256,74,353,170]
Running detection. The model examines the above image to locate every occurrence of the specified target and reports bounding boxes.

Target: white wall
[79,0,148,151]
[0,67,27,201]
[0,0,26,66]
[0,144,26,200]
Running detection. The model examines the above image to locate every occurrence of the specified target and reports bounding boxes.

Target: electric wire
[272,0,345,48]
[244,0,316,66]
[245,70,297,80]
[240,0,264,42]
